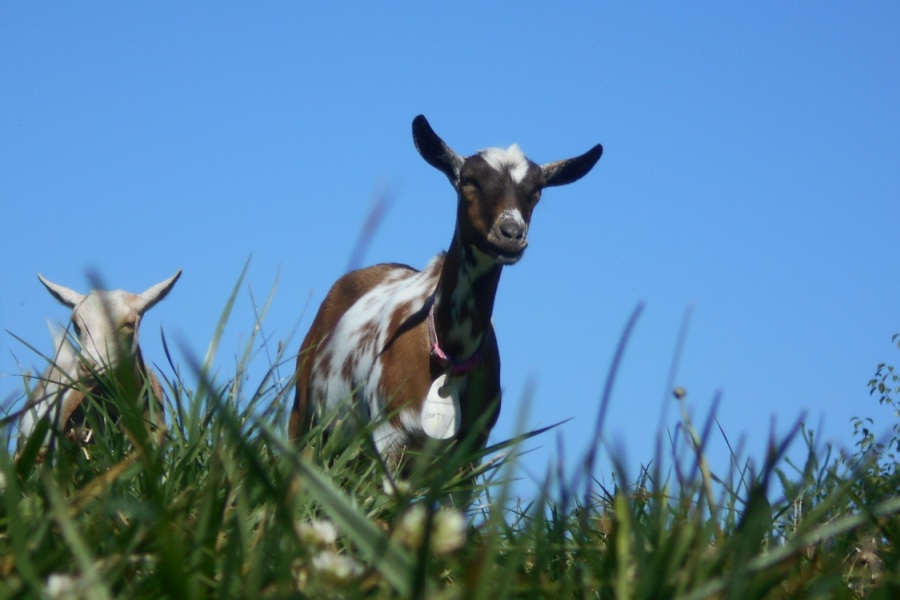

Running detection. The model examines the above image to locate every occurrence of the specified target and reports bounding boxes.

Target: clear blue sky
[2,3,898,496]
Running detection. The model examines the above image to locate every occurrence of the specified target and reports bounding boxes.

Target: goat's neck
[432,232,502,362]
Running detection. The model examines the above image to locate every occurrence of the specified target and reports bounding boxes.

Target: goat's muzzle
[487,214,529,264]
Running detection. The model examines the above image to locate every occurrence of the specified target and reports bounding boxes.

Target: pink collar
[427,300,483,376]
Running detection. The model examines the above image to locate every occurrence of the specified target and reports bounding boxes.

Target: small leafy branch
[852,333,900,493]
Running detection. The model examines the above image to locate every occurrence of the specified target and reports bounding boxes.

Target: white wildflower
[296,519,338,548]
[310,550,364,582]
[396,504,467,554]
[397,503,428,549]
[382,476,411,497]
[45,573,82,599]
[431,508,467,555]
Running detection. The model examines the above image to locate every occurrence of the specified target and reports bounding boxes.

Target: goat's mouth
[484,238,527,265]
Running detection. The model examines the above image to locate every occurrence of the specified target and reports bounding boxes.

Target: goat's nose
[498,218,526,241]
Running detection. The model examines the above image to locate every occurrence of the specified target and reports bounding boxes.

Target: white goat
[17,271,181,453]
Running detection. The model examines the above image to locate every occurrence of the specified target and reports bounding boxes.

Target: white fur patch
[479,144,531,183]
[310,257,443,456]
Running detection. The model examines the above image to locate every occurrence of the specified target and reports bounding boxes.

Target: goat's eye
[460,177,478,190]
[71,321,82,336]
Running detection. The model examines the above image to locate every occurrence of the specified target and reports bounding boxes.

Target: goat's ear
[38,274,84,308]
[134,269,182,315]
[412,115,464,185]
[542,144,603,188]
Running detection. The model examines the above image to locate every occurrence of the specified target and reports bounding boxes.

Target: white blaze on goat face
[479,145,531,184]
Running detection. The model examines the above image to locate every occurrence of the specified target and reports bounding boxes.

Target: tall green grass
[1,274,898,599]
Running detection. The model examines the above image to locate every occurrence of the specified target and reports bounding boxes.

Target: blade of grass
[261,422,418,598]
[43,474,114,600]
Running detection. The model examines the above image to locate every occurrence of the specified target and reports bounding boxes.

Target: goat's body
[290,115,601,465]
[17,272,180,453]
[291,255,501,458]
[19,330,81,446]
[19,346,166,451]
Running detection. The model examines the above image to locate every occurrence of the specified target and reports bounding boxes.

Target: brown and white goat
[290,115,602,463]
[17,271,181,453]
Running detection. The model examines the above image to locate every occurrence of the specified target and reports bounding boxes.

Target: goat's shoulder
[331,262,417,300]
[320,260,442,316]
[299,263,415,352]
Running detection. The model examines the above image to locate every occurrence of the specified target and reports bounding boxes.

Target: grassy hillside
[1,282,898,599]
